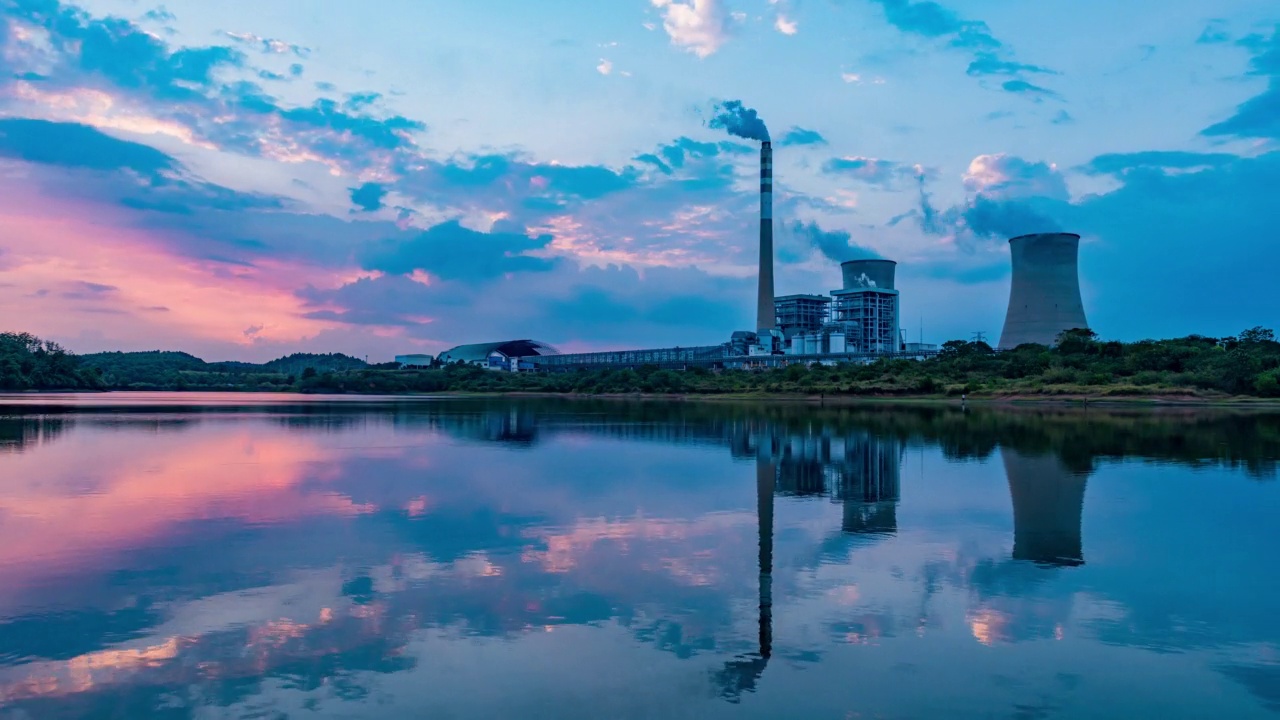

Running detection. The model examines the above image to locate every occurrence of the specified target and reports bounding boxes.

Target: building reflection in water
[714,423,1093,699]
[769,428,904,537]
[754,421,1088,567]
[1003,450,1089,567]
[716,426,906,701]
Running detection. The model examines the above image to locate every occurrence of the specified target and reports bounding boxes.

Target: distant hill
[262,353,368,374]
[79,350,367,389]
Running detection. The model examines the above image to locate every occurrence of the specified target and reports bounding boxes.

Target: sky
[0,0,1276,361]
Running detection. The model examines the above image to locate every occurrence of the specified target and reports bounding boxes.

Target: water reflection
[0,397,1276,718]
[1005,450,1088,567]
[711,456,773,703]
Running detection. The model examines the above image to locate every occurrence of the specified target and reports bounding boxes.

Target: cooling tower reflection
[1004,450,1089,567]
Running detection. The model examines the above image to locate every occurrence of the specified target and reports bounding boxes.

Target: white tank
[804,334,819,355]
[828,333,846,354]
[790,335,804,354]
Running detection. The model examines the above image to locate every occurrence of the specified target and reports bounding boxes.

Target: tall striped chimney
[757,141,775,334]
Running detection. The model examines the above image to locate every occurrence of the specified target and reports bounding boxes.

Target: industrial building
[999,232,1089,349]
[437,340,559,370]
[393,354,434,369]
[423,141,941,373]
[775,295,831,342]
[768,260,905,356]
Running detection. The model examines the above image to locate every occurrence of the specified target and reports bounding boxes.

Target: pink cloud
[0,187,356,355]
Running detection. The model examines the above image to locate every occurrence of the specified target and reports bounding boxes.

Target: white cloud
[841,72,862,84]
[774,14,798,35]
[650,0,730,59]
[223,30,309,57]
[963,154,1068,200]
[597,58,613,75]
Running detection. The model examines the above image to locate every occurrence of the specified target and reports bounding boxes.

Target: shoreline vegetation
[4,328,1280,404]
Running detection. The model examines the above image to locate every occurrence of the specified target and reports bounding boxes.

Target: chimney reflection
[713,445,775,701]
[1003,449,1089,567]
[756,452,774,661]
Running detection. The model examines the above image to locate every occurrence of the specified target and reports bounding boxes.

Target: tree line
[0,332,104,391]
[3,327,1279,399]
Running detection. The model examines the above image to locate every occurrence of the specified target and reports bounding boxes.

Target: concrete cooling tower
[998,233,1089,349]
[840,259,896,290]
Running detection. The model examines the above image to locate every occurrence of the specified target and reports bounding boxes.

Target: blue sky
[0,0,1276,360]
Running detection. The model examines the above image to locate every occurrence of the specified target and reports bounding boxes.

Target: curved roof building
[437,340,559,366]
[998,233,1089,349]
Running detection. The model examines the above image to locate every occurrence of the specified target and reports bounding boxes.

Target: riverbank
[7,387,1280,407]
[488,388,1280,407]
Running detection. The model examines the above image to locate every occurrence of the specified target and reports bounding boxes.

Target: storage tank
[841,259,896,290]
[828,333,846,354]
[790,335,804,355]
[804,334,819,355]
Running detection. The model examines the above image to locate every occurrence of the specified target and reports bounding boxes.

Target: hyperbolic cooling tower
[1003,449,1088,566]
[841,259,896,290]
[998,233,1089,349]
[757,141,775,333]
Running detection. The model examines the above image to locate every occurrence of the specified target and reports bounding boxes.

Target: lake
[0,393,1277,719]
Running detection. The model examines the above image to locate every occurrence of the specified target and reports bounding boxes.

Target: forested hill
[0,332,104,391]
[262,353,369,375]
[77,350,369,389]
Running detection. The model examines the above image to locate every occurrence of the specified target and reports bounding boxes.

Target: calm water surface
[0,393,1277,719]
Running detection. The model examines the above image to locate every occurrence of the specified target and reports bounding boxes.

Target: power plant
[422,131,1091,371]
[998,233,1089,350]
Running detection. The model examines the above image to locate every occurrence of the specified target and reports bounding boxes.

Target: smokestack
[758,141,775,334]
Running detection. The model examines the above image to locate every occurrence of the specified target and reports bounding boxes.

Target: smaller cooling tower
[998,233,1089,349]
[841,259,896,290]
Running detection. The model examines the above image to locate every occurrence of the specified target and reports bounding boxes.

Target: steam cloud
[791,220,881,263]
[963,196,1061,239]
[892,174,1061,244]
[709,100,770,142]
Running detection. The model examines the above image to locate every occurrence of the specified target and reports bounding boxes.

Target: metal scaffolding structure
[774,295,831,341]
[830,288,900,354]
